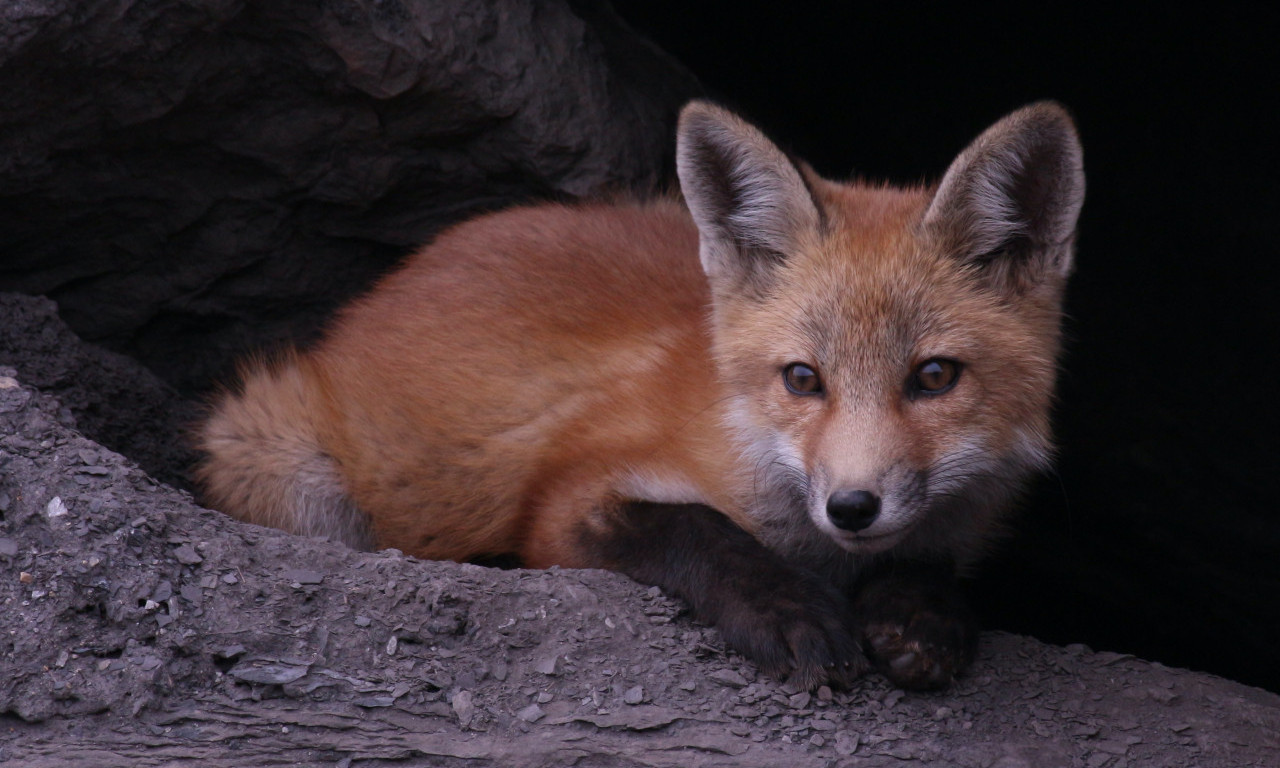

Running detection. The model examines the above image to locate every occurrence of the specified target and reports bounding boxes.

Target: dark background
[618,4,1280,691]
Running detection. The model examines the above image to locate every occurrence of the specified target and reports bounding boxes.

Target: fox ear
[677,101,822,296]
[924,101,1085,293]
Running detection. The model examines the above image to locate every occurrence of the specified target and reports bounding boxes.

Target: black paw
[854,567,978,690]
[586,501,869,690]
[716,568,870,690]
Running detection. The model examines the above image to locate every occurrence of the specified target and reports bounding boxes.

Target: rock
[227,660,312,685]
[0,0,702,394]
[709,668,749,688]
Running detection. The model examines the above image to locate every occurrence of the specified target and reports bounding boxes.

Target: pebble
[451,690,474,727]
[173,545,203,565]
[535,655,562,676]
[45,496,68,518]
[709,669,749,688]
[623,685,644,705]
[517,704,545,723]
[834,731,860,756]
[0,538,18,557]
[228,660,311,685]
[283,569,323,585]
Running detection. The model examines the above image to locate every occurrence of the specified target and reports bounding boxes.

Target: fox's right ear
[676,101,822,296]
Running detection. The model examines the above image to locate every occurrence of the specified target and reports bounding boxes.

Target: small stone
[535,655,562,676]
[678,680,697,692]
[491,661,509,681]
[834,731,860,756]
[217,645,246,659]
[452,690,474,727]
[709,669,749,688]
[220,572,239,584]
[517,704,545,723]
[45,496,68,518]
[228,660,311,685]
[0,539,18,557]
[816,685,833,702]
[808,734,825,747]
[788,691,811,709]
[283,568,323,585]
[385,636,398,656]
[624,685,644,705]
[354,616,372,627]
[536,692,554,704]
[151,581,173,602]
[173,545,203,565]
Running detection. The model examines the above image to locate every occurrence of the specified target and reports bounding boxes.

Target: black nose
[827,489,880,532]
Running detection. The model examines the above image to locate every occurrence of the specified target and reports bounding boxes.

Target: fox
[197,100,1084,691]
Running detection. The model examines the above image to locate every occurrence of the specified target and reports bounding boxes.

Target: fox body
[198,101,1084,689]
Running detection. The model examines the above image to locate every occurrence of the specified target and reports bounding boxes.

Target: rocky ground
[3,291,1280,767]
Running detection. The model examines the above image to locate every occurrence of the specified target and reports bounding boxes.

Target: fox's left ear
[924,102,1085,293]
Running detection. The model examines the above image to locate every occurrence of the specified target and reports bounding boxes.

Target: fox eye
[910,358,961,397]
[783,363,823,396]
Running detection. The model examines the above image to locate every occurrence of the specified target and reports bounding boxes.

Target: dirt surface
[3,291,1280,766]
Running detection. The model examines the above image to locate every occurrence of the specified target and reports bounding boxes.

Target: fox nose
[826,489,881,532]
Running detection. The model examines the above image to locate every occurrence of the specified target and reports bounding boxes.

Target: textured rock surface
[0,0,701,391]
[4,291,1280,766]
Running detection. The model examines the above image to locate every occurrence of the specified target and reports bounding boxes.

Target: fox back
[197,100,1083,689]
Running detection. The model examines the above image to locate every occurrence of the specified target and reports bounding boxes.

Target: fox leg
[852,561,979,690]
[568,501,868,690]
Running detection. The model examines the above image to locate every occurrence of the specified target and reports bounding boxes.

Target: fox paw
[718,570,870,690]
[855,569,978,690]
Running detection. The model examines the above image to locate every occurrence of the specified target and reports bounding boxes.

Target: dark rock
[0,0,701,393]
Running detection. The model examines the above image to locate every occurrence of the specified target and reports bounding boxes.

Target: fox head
[676,101,1084,570]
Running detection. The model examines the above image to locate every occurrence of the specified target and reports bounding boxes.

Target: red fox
[197,100,1084,690]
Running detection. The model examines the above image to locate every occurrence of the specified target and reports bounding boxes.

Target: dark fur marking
[852,560,979,690]
[578,501,868,689]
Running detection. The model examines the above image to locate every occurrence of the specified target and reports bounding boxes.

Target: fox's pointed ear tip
[1010,101,1080,134]
[677,100,735,131]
